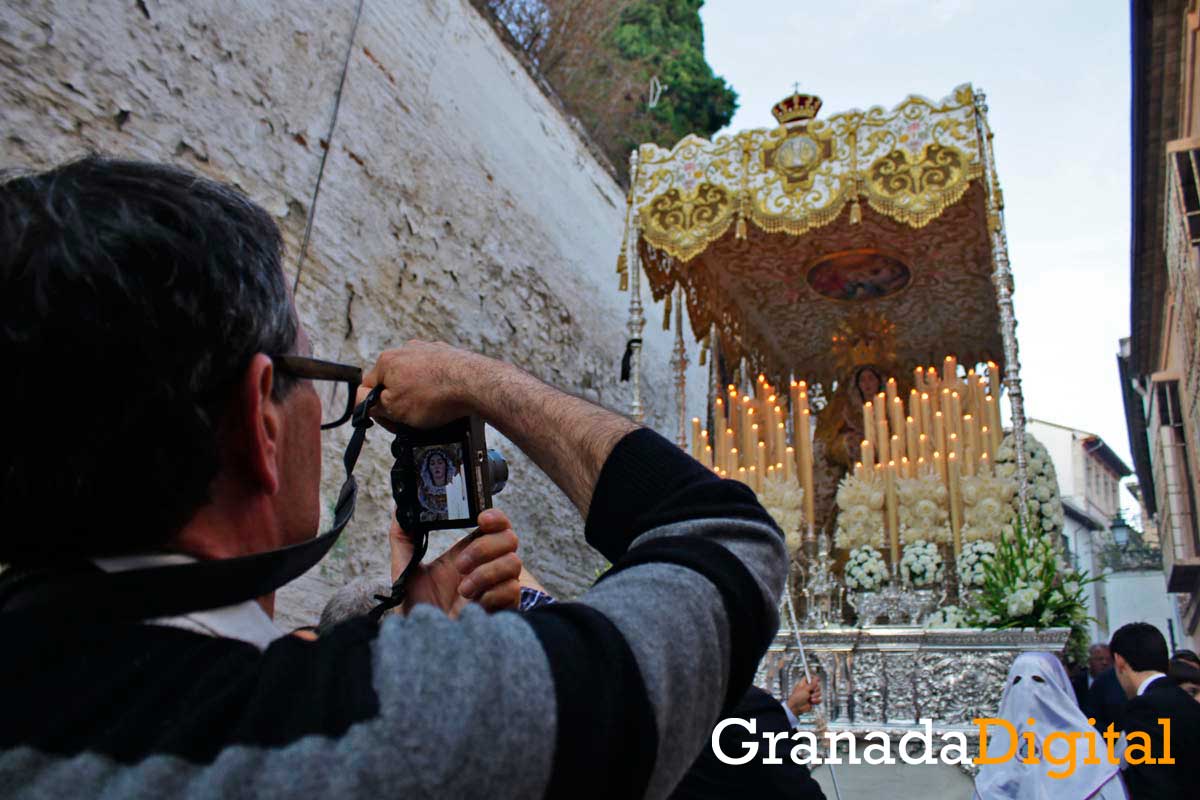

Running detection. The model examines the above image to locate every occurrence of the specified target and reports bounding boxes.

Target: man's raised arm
[362,342,787,799]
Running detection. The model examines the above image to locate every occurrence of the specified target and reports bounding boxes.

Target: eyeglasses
[271,355,363,429]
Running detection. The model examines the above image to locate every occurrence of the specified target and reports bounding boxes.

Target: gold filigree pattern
[628,84,984,262]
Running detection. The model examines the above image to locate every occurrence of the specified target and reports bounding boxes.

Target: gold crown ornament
[772,88,823,126]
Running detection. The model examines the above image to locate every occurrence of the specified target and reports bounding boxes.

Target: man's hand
[360,341,485,429]
[391,508,522,617]
[786,676,822,716]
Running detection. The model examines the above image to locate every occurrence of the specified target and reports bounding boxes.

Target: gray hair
[318,576,393,635]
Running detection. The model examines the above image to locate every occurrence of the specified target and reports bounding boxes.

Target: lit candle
[691,418,702,460]
[861,439,875,469]
[798,409,815,529]
[886,377,898,407]
[891,434,902,468]
[987,360,1000,399]
[945,355,958,383]
[756,441,767,491]
[890,397,905,453]
[784,447,794,481]
[950,392,964,445]
[878,412,888,462]
[918,432,932,463]
[776,418,787,467]
[933,449,946,485]
[704,444,714,471]
[920,393,934,443]
[863,401,876,454]
[854,461,865,481]
[933,410,946,457]
[979,451,991,477]
[905,416,919,468]
[901,455,912,480]
[914,366,925,390]
[947,452,962,559]
[885,460,900,565]
[908,389,921,429]
[964,414,978,477]
[985,394,1002,452]
[980,424,992,464]
[927,366,939,394]
[730,447,739,473]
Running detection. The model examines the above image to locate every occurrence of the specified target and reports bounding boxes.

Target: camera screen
[415,443,471,523]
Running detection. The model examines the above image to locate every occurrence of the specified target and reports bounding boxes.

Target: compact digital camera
[389,415,508,534]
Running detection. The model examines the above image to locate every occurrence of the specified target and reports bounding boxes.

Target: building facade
[1124,0,1200,648]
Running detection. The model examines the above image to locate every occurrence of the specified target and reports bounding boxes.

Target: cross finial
[793,82,801,95]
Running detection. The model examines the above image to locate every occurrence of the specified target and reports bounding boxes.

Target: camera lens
[487,449,508,494]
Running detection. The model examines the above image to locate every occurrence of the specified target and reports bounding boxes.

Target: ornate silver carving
[758,625,1069,745]
[800,529,845,626]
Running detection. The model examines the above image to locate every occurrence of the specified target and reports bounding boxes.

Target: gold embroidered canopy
[617,84,1007,386]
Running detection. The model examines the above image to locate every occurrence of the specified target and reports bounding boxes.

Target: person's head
[1173,649,1200,670]
[1169,659,1200,703]
[1109,623,1170,698]
[428,452,449,486]
[1,156,320,565]
[1087,643,1112,677]
[854,366,882,402]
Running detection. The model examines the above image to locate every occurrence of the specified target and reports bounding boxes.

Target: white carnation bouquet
[925,604,967,629]
[900,539,943,588]
[758,473,804,557]
[959,471,1016,543]
[898,473,951,545]
[956,540,997,588]
[844,545,889,591]
[993,431,1065,535]
[833,473,885,551]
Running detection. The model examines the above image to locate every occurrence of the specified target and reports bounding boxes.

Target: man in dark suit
[1110,622,1200,799]
[671,680,826,799]
[1071,643,1113,714]
[1087,666,1127,734]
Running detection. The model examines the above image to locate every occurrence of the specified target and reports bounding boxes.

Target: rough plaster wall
[1,0,708,629]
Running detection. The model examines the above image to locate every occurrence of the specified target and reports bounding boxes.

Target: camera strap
[0,387,386,623]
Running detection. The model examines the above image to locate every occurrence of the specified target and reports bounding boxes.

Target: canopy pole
[625,150,646,423]
[974,90,1029,526]
[671,285,688,447]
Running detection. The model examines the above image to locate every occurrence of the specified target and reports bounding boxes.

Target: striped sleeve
[522,428,786,799]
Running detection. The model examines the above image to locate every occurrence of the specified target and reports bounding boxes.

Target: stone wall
[1,0,707,628]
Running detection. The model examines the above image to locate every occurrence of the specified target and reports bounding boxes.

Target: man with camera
[0,157,786,799]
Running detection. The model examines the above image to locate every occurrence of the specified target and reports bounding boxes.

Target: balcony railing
[1100,542,1164,572]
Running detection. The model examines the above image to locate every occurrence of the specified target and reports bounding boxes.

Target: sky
[698,1,1135,471]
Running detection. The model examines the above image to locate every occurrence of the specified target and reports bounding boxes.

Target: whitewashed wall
[1,0,708,628]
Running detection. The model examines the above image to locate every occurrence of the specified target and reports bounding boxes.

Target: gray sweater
[0,428,786,798]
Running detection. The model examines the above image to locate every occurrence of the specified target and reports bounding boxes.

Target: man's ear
[1113,652,1128,674]
[229,353,283,495]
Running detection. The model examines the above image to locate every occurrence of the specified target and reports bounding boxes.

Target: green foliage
[610,0,738,153]
[963,515,1096,661]
[480,0,737,183]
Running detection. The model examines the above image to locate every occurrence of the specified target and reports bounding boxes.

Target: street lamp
[1110,514,1132,546]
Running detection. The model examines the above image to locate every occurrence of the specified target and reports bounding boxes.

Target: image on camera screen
[416,443,470,522]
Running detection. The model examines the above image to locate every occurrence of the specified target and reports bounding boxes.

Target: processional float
[616,85,1066,758]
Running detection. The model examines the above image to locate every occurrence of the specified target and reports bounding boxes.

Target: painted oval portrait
[806,249,912,301]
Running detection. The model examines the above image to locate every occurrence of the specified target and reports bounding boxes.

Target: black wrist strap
[0,387,385,623]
